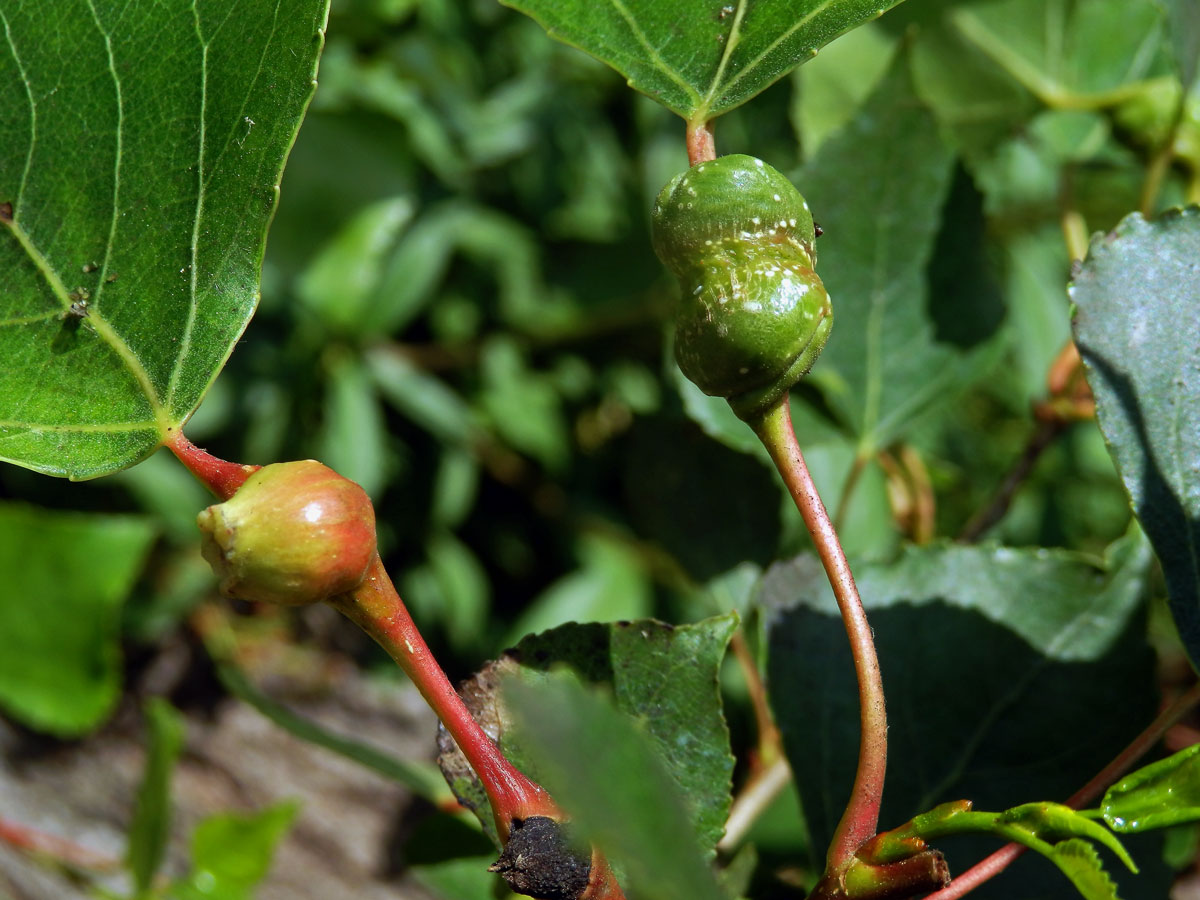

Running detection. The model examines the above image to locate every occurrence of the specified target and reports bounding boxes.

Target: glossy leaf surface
[500,0,908,121]
[1070,208,1200,669]
[1102,744,1200,833]
[0,0,329,478]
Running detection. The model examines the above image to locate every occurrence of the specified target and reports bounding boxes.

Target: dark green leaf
[171,802,297,900]
[802,52,998,452]
[501,0,908,121]
[0,503,155,734]
[128,699,186,896]
[0,0,329,478]
[1102,744,1200,833]
[1069,208,1200,669]
[505,672,728,900]
[763,532,1156,878]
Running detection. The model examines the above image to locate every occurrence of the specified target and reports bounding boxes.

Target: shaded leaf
[0,0,330,478]
[505,672,728,900]
[0,503,155,734]
[127,699,186,896]
[501,0,908,121]
[763,531,1156,879]
[1102,744,1200,833]
[1069,208,1200,669]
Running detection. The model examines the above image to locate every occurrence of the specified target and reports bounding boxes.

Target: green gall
[651,154,832,421]
[197,460,377,606]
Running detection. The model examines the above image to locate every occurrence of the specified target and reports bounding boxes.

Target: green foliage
[169,802,298,900]
[1102,744,1200,833]
[128,700,186,896]
[505,671,728,900]
[500,0,909,121]
[0,0,330,478]
[0,503,155,734]
[2,0,1200,899]
[1070,209,1200,669]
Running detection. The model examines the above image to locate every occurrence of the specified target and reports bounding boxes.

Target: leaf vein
[0,8,36,216]
[708,0,838,110]
[606,0,700,108]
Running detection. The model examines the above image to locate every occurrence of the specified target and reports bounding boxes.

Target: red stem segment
[687,120,716,165]
[751,398,887,869]
[166,429,260,501]
[327,556,559,841]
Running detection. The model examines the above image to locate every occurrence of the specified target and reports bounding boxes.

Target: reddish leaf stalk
[751,398,887,869]
[687,120,716,165]
[166,429,260,500]
[0,817,117,871]
[327,556,560,842]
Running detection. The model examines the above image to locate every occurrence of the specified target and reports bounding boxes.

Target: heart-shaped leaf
[0,0,329,479]
[500,0,909,122]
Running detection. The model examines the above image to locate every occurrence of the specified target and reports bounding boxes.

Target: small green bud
[652,154,832,421]
[197,460,377,605]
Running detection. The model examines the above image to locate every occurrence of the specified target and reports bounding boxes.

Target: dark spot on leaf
[105,272,119,283]
[0,202,11,222]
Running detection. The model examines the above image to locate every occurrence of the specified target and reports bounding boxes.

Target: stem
[687,120,716,165]
[719,757,793,853]
[957,419,1064,543]
[0,817,117,871]
[750,398,887,868]
[730,629,783,766]
[926,681,1200,899]
[327,556,559,842]
[166,429,259,500]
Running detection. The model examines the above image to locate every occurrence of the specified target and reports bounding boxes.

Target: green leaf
[439,615,737,856]
[0,0,329,479]
[949,0,1172,107]
[1069,208,1200,669]
[1050,838,1122,900]
[501,0,909,121]
[171,802,298,900]
[763,532,1156,871]
[802,52,997,453]
[0,503,155,734]
[295,195,414,336]
[505,672,728,900]
[1102,745,1200,833]
[128,699,186,897]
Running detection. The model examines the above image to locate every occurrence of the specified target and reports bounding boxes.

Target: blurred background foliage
[2,0,1199,896]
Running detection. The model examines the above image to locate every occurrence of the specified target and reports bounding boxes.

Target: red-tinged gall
[197,460,377,605]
